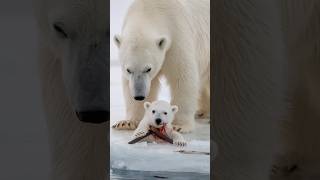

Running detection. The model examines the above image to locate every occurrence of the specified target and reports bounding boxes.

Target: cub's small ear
[156,37,170,50]
[171,105,178,113]
[144,102,151,109]
[114,34,121,48]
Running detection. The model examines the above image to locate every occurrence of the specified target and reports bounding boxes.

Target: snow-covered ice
[110,65,210,174]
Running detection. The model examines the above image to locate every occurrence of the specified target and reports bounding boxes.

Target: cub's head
[114,31,171,101]
[144,101,178,128]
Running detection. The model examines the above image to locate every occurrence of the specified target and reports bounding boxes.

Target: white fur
[132,101,186,146]
[112,0,210,133]
[33,0,108,179]
[212,1,286,180]
[271,1,320,180]
[213,1,320,180]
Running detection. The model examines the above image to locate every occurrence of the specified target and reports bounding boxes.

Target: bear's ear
[171,105,178,113]
[156,37,169,50]
[114,34,121,48]
[144,102,151,109]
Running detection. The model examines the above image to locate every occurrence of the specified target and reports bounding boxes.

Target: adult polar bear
[113,0,210,133]
[214,0,320,180]
[34,0,108,179]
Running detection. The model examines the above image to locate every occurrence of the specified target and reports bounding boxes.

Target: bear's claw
[195,110,210,119]
[134,131,147,138]
[112,120,137,130]
[174,140,187,147]
[172,123,194,133]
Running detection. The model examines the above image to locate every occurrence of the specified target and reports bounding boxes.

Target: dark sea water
[111,169,210,180]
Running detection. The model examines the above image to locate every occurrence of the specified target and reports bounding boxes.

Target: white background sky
[110,0,134,61]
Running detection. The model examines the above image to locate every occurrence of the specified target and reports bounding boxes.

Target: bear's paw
[112,120,138,130]
[195,110,210,119]
[133,130,148,138]
[172,122,194,133]
[173,139,187,147]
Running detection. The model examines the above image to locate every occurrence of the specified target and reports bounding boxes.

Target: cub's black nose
[76,111,109,124]
[155,118,162,125]
[134,96,145,101]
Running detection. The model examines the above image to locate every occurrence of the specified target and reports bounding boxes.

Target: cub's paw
[172,122,194,133]
[133,130,148,138]
[112,120,138,130]
[174,139,187,147]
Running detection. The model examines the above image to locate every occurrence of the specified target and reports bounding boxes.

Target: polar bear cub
[133,100,187,146]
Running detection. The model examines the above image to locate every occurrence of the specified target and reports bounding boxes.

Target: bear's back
[122,0,210,66]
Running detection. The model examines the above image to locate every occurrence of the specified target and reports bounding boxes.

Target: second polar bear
[112,0,210,133]
[133,101,187,146]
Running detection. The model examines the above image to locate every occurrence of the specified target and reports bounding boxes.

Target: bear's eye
[127,68,132,74]
[152,110,155,114]
[144,68,152,73]
[164,112,167,115]
[53,23,68,39]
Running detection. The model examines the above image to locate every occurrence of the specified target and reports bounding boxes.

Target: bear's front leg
[196,82,210,119]
[213,0,285,179]
[166,60,199,133]
[112,77,160,130]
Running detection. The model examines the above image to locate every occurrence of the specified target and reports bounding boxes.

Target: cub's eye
[53,23,68,39]
[152,110,155,114]
[144,68,152,73]
[127,69,132,74]
[164,112,167,115]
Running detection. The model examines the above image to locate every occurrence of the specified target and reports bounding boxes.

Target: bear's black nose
[155,118,162,125]
[134,96,145,101]
[76,111,109,124]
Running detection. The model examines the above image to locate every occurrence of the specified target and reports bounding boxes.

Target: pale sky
[110,0,134,61]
